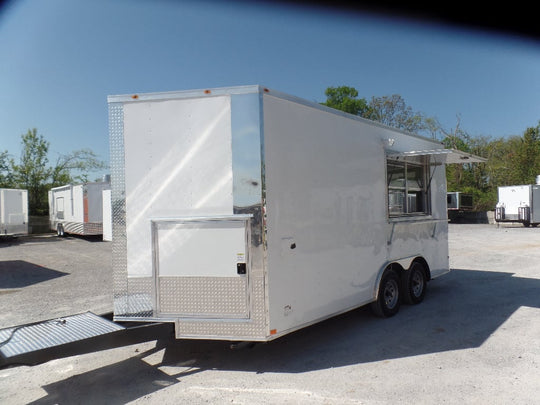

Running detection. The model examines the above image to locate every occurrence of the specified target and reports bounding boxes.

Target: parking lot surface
[1,224,539,404]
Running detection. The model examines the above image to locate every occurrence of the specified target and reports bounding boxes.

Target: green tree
[439,121,540,211]
[484,123,540,189]
[10,129,51,215]
[511,122,540,184]
[0,150,12,187]
[320,86,540,212]
[321,86,431,136]
[9,128,107,215]
[440,115,474,191]
[321,86,368,116]
[365,94,428,134]
[50,148,106,187]
[425,116,497,210]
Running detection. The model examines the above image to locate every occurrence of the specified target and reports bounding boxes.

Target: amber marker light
[204,89,211,94]
[270,329,277,335]
[131,94,139,99]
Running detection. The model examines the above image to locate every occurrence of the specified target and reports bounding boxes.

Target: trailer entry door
[152,217,250,319]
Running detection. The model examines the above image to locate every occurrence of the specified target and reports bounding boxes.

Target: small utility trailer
[0,85,484,368]
[0,188,28,237]
[48,181,110,236]
[447,191,473,211]
[495,180,540,227]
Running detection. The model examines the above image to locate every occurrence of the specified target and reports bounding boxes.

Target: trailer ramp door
[152,216,250,319]
[0,312,174,368]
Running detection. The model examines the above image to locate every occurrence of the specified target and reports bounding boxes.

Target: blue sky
[1,0,539,178]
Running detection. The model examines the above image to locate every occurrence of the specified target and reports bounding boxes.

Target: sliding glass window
[387,158,430,217]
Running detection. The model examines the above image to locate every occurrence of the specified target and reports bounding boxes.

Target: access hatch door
[152,216,251,320]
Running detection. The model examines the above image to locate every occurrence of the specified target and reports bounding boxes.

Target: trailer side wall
[263,94,387,332]
[262,93,449,335]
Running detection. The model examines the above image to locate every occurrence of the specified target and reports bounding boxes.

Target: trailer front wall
[111,90,268,339]
[49,185,81,224]
[498,185,531,218]
[0,189,28,235]
[122,96,234,276]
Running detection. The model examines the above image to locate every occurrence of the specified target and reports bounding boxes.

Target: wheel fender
[373,255,420,300]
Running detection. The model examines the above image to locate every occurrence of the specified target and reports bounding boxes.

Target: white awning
[386,148,487,164]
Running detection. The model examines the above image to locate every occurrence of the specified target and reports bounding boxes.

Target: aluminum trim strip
[387,148,486,163]
[107,85,261,103]
[150,214,252,223]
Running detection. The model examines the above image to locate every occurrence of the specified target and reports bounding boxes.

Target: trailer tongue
[0,312,173,368]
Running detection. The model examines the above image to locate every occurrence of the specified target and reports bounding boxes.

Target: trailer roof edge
[107,85,443,145]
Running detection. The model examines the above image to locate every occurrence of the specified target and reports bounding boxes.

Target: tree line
[322,86,540,211]
[0,129,106,215]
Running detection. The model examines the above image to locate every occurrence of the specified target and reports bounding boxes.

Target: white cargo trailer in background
[0,188,28,236]
[107,85,485,342]
[495,181,540,227]
[48,182,110,236]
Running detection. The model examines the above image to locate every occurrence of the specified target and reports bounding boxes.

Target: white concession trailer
[0,188,28,236]
[48,182,110,236]
[495,180,540,227]
[106,85,485,342]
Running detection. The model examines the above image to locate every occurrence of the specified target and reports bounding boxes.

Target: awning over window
[386,148,487,164]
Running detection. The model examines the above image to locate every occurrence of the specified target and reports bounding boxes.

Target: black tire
[57,224,65,237]
[402,262,427,305]
[371,268,401,318]
[523,221,531,228]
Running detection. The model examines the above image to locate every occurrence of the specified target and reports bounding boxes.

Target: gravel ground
[0,224,539,404]
[0,234,112,328]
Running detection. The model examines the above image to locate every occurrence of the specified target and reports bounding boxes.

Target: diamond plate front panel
[159,277,248,317]
[109,102,130,317]
[126,277,154,317]
[175,273,267,339]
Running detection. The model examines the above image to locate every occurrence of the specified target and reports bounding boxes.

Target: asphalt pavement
[0,224,539,404]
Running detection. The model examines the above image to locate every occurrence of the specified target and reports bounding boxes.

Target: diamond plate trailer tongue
[0,312,174,368]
